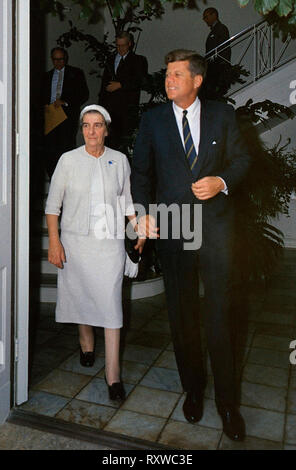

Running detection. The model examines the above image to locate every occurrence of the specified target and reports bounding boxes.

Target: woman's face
[82,112,108,148]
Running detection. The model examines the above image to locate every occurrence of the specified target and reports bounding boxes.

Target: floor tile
[284,444,296,450]
[126,330,171,349]
[76,378,134,408]
[247,347,290,369]
[287,388,296,413]
[240,405,285,442]
[56,399,116,429]
[140,367,183,393]
[19,390,70,416]
[32,345,73,370]
[219,434,282,450]
[240,381,287,412]
[252,334,291,352]
[0,422,106,450]
[121,344,162,365]
[155,350,178,370]
[142,319,171,336]
[33,369,90,398]
[159,420,221,450]
[290,367,296,389]
[251,323,296,339]
[242,363,289,389]
[97,360,150,384]
[122,385,180,418]
[285,413,296,444]
[58,351,105,376]
[171,396,222,430]
[42,333,79,351]
[105,409,166,442]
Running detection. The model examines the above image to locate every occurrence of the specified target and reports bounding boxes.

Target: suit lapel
[191,99,209,180]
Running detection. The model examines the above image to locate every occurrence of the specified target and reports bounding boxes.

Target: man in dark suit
[203,8,231,98]
[43,47,89,177]
[99,31,148,150]
[132,50,250,441]
[204,8,231,62]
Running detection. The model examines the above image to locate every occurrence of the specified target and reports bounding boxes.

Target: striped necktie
[182,110,197,172]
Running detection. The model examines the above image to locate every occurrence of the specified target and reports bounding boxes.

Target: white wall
[102,0,261,73]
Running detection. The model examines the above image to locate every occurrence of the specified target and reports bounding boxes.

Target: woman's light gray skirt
[55,230,125,328]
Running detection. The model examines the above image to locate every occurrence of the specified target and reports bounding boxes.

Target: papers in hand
[44,103,67,135]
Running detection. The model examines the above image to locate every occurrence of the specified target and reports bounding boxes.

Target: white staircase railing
[206,19,296,96]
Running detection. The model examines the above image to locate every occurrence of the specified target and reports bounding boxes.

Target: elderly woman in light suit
[45,104,142,401]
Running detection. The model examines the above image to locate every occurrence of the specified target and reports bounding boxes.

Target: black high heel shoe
[79,346,95,367]
[105,375,126,401]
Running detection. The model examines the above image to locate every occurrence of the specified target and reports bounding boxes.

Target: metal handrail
[205,18,296,96]
[205,19,266,58]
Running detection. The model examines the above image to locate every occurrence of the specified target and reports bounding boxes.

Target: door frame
[13,0,30,407]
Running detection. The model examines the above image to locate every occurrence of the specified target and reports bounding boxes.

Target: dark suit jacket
[44,64,89,126]
[99,51,148,115]
[206,21,231,63]
[131,100,250,251]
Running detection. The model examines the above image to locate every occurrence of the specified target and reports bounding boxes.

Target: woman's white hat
[80,104,111,124]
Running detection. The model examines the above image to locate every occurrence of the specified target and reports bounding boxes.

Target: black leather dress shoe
[79,346,95,367]
[218,406,246,441]
[183,391,203,423]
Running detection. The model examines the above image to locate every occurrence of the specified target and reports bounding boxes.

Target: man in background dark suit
[43,47,89,177]
[132,50,250,441]
[99,31,148,150]
[203,8,231,97]
[204,8,231,63]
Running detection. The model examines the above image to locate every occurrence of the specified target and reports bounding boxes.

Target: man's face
[165,60,202,108]
[52,50,66,70]
[203,10,217,27]
[116,38,131,57]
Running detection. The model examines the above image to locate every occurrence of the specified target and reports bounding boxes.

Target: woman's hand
[48,239,66,269]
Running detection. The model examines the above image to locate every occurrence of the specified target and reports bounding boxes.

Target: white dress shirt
[172,97,227,193]
[50,67,65,104]
[114,51,129,74]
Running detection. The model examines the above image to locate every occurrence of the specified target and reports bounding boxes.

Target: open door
[14,0,30,406]
[0,0,13,423]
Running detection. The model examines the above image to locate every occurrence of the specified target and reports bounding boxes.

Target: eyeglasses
[52,57,65,61]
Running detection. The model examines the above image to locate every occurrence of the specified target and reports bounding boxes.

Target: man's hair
[203,7,219,18]
[165,49,207,79]
[116,31,132,42]
[51,46,69,64]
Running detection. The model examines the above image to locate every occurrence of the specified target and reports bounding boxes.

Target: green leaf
[237,0,250,6]
[275,0,294,16]
[254,0,279,15]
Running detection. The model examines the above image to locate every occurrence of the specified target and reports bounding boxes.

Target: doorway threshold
[8,408,173,450]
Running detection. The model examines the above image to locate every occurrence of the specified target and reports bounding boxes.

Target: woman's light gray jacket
[45,145,135,238]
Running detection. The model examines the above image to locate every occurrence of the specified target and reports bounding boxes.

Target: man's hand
[53,99,65,108]
[138,215,159,239]
[106,81,122,92]
[192,176,225,200]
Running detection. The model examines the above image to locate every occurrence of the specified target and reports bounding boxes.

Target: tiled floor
[16,249,296,450]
